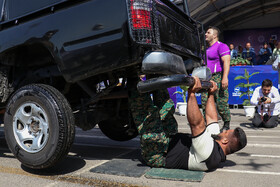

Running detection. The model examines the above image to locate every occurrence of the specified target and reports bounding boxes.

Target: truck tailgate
[156,0,201,61]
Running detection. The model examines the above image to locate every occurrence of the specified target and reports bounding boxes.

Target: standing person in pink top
[201,26,231,132]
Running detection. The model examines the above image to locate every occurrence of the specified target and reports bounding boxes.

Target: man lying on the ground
[128,77,247,171]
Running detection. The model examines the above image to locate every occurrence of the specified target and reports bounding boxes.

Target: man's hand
[221,77,228,89]
[258,96,271,105]
[264,97,271,104]
[188,76,202,93]
[208,80,218,94]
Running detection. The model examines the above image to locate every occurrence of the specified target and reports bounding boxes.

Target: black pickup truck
[0,0,204,169]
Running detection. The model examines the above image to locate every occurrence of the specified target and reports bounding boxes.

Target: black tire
[4,84,75,169]
[98,118,138,141]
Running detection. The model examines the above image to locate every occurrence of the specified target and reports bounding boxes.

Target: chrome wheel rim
[13,102,49,153]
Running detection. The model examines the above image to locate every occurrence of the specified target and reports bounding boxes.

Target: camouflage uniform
[201,73,231,122]
[128,87,178,167]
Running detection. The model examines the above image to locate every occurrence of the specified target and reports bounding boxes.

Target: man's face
[230,44,234,50]
[264,44,268,49]
[215,129,236,153]
[205,29,215,43]
[218,129,234,140]
[262,86,271,96]
[246,43,251,50]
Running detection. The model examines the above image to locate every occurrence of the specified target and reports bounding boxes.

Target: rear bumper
[138,51,209,93]
[137,74,192,93]
[141,51,187,75]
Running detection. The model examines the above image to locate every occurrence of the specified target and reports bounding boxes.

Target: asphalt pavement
[0,109,279,187]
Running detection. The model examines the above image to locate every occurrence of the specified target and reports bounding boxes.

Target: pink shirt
[206,41,230,73]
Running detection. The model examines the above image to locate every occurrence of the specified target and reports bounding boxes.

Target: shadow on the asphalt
[69,145,147,168]
[240,122,258,129]
[116,149,147,167]
[235,152,250,156]
[232,152,273,170]
[21,156,86,175]
[231,112,245,116]
[70,144,137,160]
[0,130,87,175]
[0,131,142,175]
[218,160,236,168]
[241,158,273,171]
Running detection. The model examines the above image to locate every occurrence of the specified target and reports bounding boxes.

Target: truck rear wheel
[98,118,138,141]
[4,84,75,169]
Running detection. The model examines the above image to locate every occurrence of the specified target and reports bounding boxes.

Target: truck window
[7,0,65,20]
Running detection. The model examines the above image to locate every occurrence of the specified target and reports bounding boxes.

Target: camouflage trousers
[128,87,178,167]
[201,72,231,122]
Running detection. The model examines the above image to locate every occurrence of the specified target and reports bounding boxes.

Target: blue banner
[170,65,278,105]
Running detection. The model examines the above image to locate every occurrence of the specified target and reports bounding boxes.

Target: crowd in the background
[228,37,280,65]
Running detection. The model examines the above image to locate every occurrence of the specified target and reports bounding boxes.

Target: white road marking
[217,169,280,176]
[177,128,280,133]
[243,129,280,133]
[45,181,59,187]
[247,136,280,138]
[74,160,110,176]
[249,141,280,144]
[249,154,280,158]
[247,144,280,148]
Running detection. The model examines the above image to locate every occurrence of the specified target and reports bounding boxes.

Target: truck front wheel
[4,84,75,169]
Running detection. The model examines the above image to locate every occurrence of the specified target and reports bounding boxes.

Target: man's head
[245,42,251,50]
[263,42,268,49]
[205,26,220,45]
[229,44,234,50]
[213,127,247,155]
[261,79,273,96]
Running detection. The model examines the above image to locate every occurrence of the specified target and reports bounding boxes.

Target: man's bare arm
[187,77,205,137]
[205,81,218,125]
[221,55,230,89]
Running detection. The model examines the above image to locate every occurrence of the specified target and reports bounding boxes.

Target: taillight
[131,0,152,29]
[127,0,160,46]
